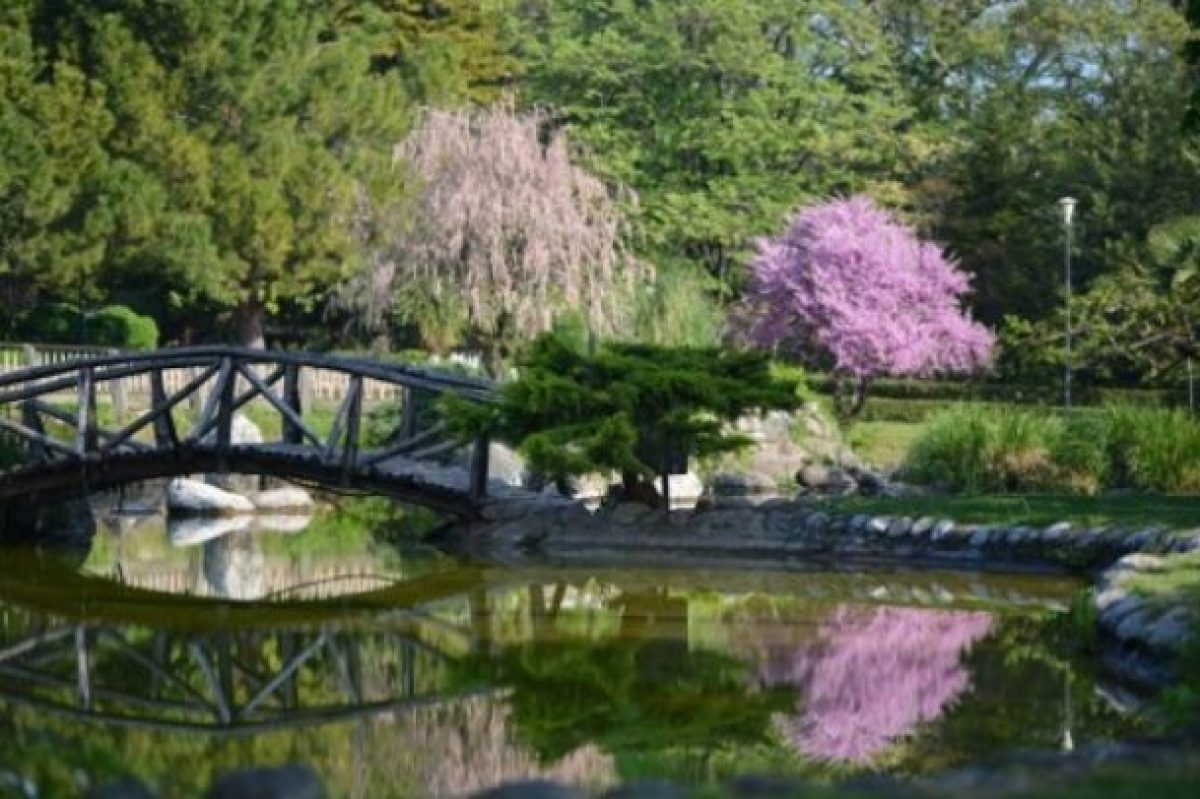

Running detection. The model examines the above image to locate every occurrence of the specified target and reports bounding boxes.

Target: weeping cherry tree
[342,103,645,374]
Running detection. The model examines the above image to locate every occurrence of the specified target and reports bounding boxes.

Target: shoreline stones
[462,496,1200,573]
[1094,553,1199,689]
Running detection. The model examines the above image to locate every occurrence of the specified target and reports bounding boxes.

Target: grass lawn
[845,420,922,471]
[822,493,1200,532]
[1123,551,1200,606]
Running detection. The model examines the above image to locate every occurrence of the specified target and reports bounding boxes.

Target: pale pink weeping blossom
[375,103,645,346]
[759,606,994,765]
[746,196,994,379]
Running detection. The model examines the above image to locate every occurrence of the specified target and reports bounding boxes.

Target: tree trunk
[833,374,871,419]
[234,299,266,349]
[482,339,505,379]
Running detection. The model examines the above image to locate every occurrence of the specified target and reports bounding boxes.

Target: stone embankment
[460,495,1200,692]
[1094,553,1200,689]
[464,498,1200,571]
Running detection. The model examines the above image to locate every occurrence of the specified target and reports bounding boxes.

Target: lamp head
[1058,196,1077,226]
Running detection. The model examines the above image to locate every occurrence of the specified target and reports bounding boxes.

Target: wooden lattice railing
[0,347,495,513]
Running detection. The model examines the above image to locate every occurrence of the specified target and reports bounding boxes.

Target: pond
[0,495,1151,798]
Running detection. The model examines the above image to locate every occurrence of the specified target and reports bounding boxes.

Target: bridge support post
[20,402,47,462]
[76,367,97,455]
[282,363,304,445]
[469,435,490,504]
[150,370,179,447]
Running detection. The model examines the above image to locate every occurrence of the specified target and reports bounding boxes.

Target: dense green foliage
[902,405,1200,494]
[510,0,1200,331]
[10,302,157,349]
[2,0,1200,394]
[0,0,503,345]
[445,334,801,497]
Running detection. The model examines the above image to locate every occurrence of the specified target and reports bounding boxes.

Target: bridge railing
[0,342,118,370]
[0,347,495,510]
[0,343,432,404]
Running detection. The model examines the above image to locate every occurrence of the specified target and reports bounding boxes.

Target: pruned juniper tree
[442,333,802,508]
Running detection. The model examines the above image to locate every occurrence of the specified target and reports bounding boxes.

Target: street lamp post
[1058,197,1077,414]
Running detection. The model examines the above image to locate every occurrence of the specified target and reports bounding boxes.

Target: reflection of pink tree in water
[760,607,993,765]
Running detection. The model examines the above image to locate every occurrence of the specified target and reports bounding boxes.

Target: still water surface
[0,502,1147,798]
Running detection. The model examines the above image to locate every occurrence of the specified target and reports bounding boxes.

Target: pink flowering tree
[745,196,994,415]
[759,606,994,765]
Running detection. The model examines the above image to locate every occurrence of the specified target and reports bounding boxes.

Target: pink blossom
[760,606,994,764]
[746,196,994,379]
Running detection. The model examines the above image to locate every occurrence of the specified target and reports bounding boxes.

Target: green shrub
[89,305,159,350]
[809,373,1182,408]
[633,263,723,348]
[1049,415,1110,494]
[1117,407,1200,493]
[903,405,994,492]
[14,303,158,350]
[988,408,1061,491]
[442,333,801,500]
[18,302,82,344]
[904,403,1200,495]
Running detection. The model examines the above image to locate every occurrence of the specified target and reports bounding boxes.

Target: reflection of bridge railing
[0,347,509,515]
[0,615,476,734]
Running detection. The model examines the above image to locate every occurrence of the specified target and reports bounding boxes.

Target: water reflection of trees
[455,587,797,783]
[0,604,616,797]
[755,606,994,765]
[0,570,1142,795]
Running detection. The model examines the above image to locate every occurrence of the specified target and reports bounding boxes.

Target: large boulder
[251,487,314,513]
[661,473,704,510]
[167,478,255,517]
[714,405,857,491]
[709,472,780,507]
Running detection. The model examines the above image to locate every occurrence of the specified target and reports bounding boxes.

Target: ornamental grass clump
[1112,406,1200,492]
[902,405,993,493]
[904,404,1200,495]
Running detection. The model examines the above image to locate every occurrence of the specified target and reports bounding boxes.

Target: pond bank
[453,497,1200,690]
[457,499,1200,572]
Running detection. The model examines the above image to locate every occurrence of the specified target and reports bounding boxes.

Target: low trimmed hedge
[806,373,1185,408]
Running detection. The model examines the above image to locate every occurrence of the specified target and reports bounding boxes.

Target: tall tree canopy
[508,0,919,292]
[1,0,509,345]
[879,0,1200,325]
[511,0,1200,332]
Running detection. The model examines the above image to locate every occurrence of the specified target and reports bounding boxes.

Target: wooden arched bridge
[0,347,511,516]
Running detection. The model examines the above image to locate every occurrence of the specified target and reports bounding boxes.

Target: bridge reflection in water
[0,616,460,734]
[0,517,1139,797]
